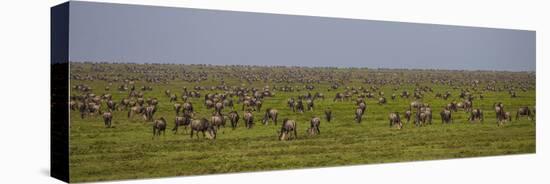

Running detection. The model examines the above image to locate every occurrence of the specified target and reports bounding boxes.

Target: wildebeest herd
[70,63,535,140]
[69,62,535,181]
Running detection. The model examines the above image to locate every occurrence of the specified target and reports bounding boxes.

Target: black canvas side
[51,2,70,183]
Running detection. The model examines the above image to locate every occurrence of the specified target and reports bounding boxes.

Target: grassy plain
[69,64,535,182]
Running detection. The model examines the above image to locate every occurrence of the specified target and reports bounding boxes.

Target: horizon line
[69,60,536,73]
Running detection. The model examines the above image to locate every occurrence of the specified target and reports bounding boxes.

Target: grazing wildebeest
[388,112,403,129]
[102,111,113,128]
[516,106,533,120]
[308,117,321,135]
[243,110,254,129]
[228,111,240,129]
[152,117,167,139]
[172,114,191,134]
[504,112,512,123]
[279,118,298,141]
[262,108,278,125]
[190,118,217,139]
[354,108,364,123]
[306,99,314,111]
[440,109,452,124]
[128,105,144,119]
[469,108,484,122]
[324,108,332,122]
[404,110,412,123]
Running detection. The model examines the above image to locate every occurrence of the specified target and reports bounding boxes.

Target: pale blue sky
[68,1,535,71]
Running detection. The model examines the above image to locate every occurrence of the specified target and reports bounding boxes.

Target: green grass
[68,65,535,182]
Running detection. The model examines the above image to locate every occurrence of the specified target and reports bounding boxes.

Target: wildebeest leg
[152,127,156,140]
[316,127,320,135]
[190,130,194,138]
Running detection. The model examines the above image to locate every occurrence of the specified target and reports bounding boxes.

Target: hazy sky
[68,1,535,71]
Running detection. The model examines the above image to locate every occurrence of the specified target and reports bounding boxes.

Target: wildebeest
[378,97,387,105]
[106,100,117,111]
[170,94,177,102]
[190,118,217,139]
[388,112,403,129]
[228,111,240,129]
[172,114,191,134]
[262,108,278,125]
[308,117,321,135]
[354,108,364,123]
[446,102,457,112]
[279,118,297,141]
[414,111,427,126]
[423,107,432,125]
[102,111,113,128]
[404,110,412,123]
[182,102,194,114]
[516,106,533,120]
[440,109,452,124]
[494,102,505,124]
[334,92,344,102]
[128,105,144,119]
[174,103,182,115]
[324,108,332,122]
[243,110,254,129]
[358,102,367,113]
[463,100,473,112]
[504,112,512,123]
[152,117,167,139]
[288,98,296,112]
[306,99,314,111]
[211,113,226,133]
[296,99,304,113]
[144,105,156,121]
[469,108,484,122]
[214,102,224,114]
[205,99,214,109]
[254,100,263,111]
